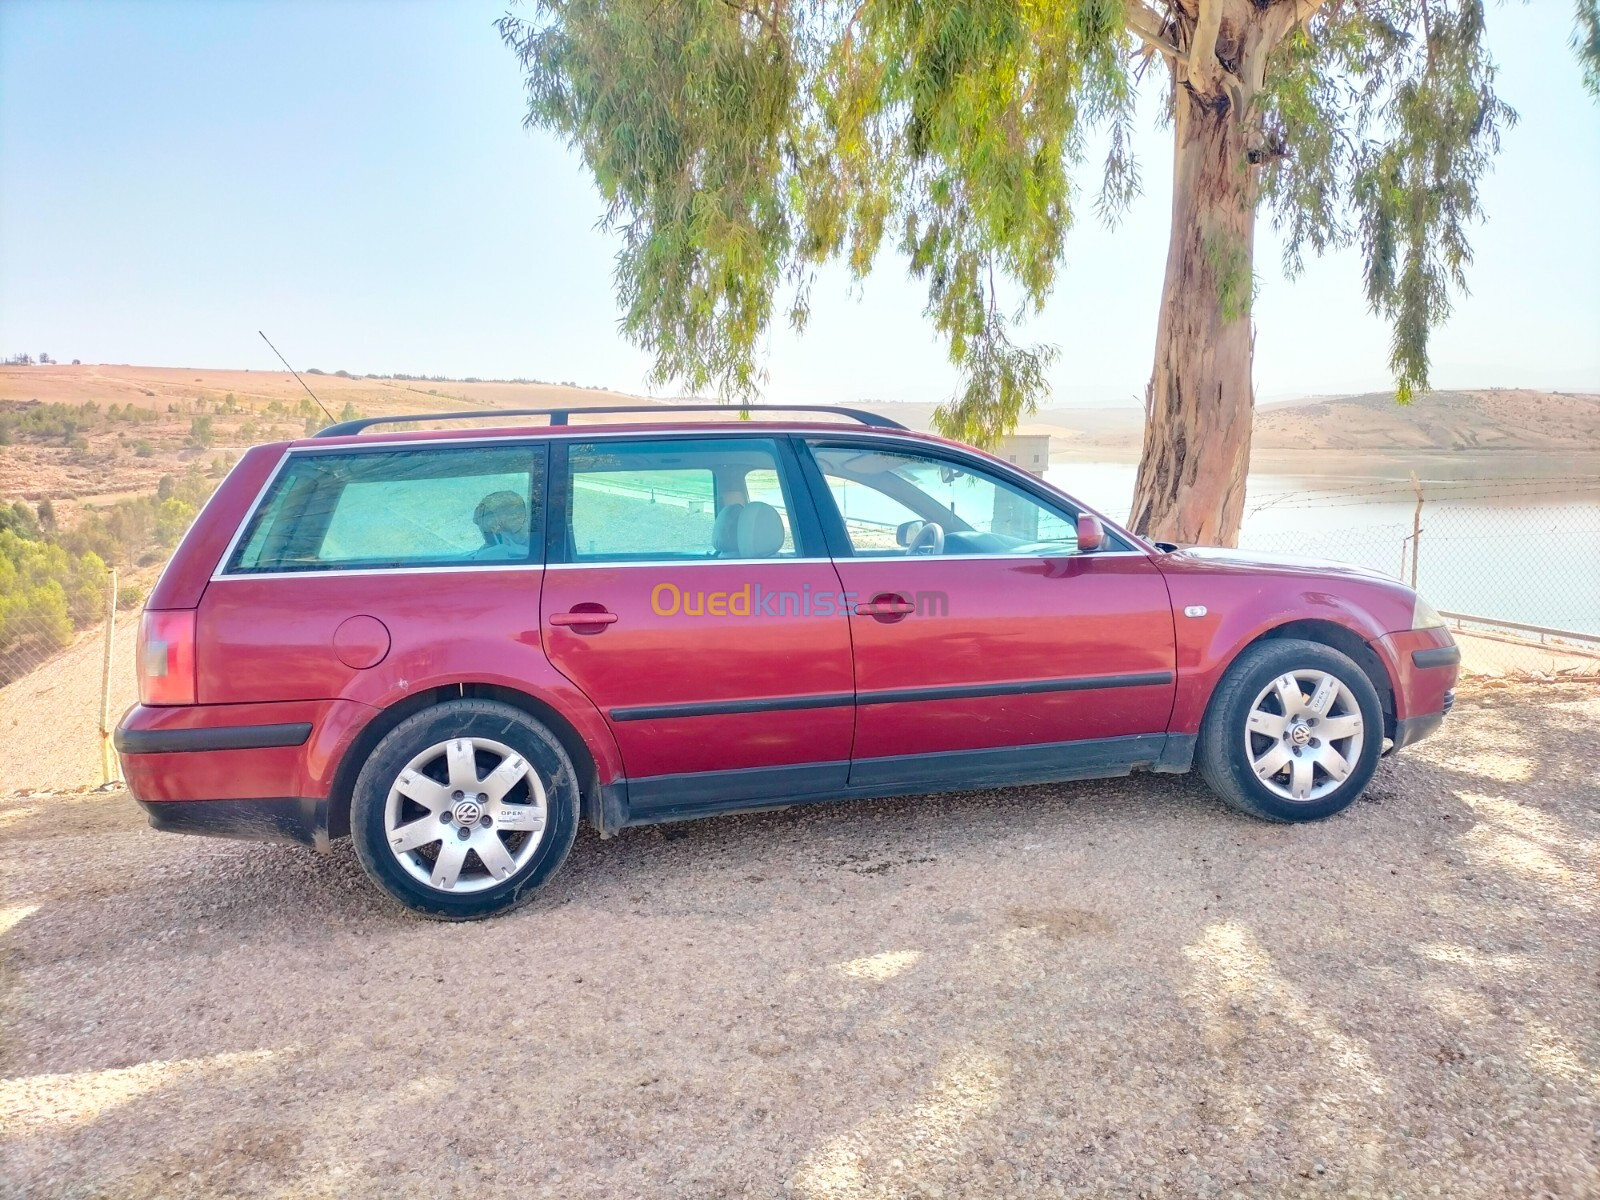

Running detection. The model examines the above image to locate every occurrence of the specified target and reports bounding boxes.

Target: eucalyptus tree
[501,0,1568,544]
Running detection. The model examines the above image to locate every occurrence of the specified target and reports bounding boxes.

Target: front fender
[1159,569,1402,735]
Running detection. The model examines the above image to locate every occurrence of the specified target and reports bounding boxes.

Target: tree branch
[1188,0,1224,90]
[1124,2,1188,67]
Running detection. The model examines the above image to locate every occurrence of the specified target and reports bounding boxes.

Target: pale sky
[1,0,1596,407]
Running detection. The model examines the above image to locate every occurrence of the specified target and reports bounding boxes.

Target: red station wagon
[116,406,1460,918]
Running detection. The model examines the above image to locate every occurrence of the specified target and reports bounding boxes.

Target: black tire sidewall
[351,700,579,919]
[1200,639,1383,823]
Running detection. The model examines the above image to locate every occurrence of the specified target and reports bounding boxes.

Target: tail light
[138,610,197,706]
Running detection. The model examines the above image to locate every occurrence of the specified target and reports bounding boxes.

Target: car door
[540,434,855,815]
[798,438,1178,789]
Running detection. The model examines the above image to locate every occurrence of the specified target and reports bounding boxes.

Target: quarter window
[227,444,544,573]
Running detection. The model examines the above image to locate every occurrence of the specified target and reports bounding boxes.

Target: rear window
[225,444,545,574]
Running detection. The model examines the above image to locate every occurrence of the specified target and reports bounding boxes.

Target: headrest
[736,501,785,558]
[474,490,527,537]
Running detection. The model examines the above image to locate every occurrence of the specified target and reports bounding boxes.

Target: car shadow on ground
[2,685,1596,1198]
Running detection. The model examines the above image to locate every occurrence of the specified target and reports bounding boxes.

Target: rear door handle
[548,610,619,627]
[855,594,915,619]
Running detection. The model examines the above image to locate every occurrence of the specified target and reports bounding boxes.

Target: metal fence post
[99,569,119,786]
[1408,472,1424,591]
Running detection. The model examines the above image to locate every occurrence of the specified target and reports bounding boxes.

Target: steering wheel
[906,521,945,556]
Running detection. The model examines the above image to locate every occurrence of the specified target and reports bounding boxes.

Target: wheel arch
[1237,619,1396,739]
[325,682,607,840]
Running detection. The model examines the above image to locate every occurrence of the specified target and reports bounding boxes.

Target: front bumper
[137,796,329,850]
[1390,688,1455,753]
[1373,627,1461,754]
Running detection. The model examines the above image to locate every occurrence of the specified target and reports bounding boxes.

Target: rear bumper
[137,797,329,850]
[116,698,377,848]
[116,697,374,803]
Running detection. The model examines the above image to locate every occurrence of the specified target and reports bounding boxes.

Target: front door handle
[855,594,915,620]
[549,609,619,628]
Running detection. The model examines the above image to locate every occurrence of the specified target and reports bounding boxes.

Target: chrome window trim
[210,563,548,582]
[214,551,1149,581]
[212,439,546,580]
[214,426,1155,581]
[211,449,293,579]
[546,558,830,570]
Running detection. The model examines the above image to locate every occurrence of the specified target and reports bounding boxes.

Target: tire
[1197,638,1383,823]
[351,699,580,919]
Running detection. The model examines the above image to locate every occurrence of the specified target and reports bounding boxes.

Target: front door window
[809,444,1091,558]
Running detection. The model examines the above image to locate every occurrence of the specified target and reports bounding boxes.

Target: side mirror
[1076,513,1106,553]
[896,520,921,548]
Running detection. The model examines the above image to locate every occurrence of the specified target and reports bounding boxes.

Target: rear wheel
[351,699,579,919]
[1198,638,1383,823]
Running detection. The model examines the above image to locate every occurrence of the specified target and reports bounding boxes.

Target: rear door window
[560,438,800,562]
[226,443,546,573]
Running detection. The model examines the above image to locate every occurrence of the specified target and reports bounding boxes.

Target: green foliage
[0,500,42,541]
[188,414,215,448]
[0,399,159,446]
[0,530,104,672]
[57,466,214,570]
[504,0,1581,440]
[500,0,1130,447]
[1203,231,1254,323]
[1259,1,1516,403]
[1577,0,1600,98]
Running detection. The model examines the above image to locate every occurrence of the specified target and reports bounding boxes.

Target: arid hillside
[0,363,648,512]
[1252,388,1600,452]
[1020,388,1600,454]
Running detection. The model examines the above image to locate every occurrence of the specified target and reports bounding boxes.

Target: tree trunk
[1128,82,1261,547]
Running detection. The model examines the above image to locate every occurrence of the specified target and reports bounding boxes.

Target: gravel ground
[2,683,1596,1199]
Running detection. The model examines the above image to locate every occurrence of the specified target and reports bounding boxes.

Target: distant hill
[1251,389,1600,452]
[875,388,1600,455]
[1,363,1594,513]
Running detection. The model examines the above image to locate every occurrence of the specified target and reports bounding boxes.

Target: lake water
[1046,451,1600,636]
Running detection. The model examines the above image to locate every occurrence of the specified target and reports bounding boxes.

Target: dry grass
[1,685,1595,1198]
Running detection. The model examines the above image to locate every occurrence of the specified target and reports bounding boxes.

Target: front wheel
[351,699,579,919]
[1197,638,1383,823]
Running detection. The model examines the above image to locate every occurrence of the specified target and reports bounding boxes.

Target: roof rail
[313,403,906,438]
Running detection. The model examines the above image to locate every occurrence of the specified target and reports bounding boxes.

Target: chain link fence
[1242,500,1600,679]
[0,574,138,794]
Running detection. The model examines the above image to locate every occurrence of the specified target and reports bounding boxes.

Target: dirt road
[2,685,1596,1198]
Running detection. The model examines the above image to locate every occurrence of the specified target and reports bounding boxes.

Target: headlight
[1412,595,1446,630]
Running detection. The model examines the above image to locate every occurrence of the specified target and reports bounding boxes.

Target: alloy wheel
[382,736,548,893]
[1243,670,1366,802]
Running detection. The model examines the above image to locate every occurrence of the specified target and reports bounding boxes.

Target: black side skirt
[608,732,1196,833]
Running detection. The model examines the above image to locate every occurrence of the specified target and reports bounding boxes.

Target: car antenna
[258,330,336,426]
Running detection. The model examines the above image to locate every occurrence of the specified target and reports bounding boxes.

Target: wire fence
[2,476,1596,796]
[1242,499,1600,679]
